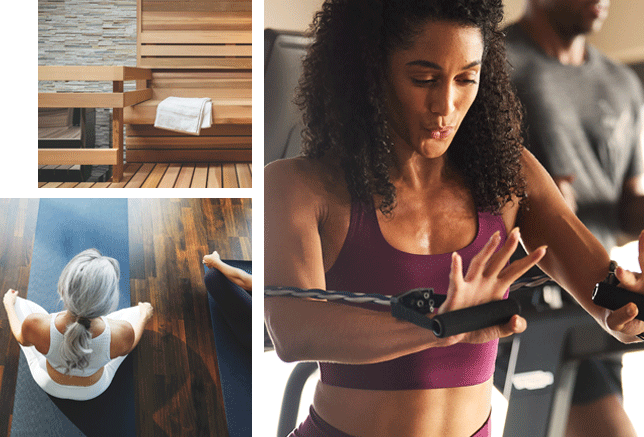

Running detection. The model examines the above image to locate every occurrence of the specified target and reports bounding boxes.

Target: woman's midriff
[313,378,492,437]
[46,361,104,386]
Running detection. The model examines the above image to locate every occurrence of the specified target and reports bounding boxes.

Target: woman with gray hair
[3,249,153,400]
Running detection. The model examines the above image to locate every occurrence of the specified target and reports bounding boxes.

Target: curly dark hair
[297,0,525,215]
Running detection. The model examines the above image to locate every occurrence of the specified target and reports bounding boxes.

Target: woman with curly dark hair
[297,0,525,217]
[264,0,644,435]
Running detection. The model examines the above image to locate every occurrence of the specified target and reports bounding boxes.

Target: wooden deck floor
[0,198,251,437]
[38,162,252,188]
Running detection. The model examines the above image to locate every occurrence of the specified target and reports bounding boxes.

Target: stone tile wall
[39,0,137,149]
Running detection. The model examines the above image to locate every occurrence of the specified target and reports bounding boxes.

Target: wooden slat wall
[128,0,251,164]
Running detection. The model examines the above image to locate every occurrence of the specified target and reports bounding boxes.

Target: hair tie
[77,317,92,330]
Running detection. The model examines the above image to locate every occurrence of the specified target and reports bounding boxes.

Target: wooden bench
[123,0,252,163]
[38,66,153,182]
[38,108,96,181]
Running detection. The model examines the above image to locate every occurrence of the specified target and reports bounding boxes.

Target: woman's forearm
[126,313,150,354]
[266,296,442,364]
[3,302,30,346]
[206,258,252,291]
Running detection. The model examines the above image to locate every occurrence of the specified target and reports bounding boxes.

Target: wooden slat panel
[222,163,239,188]
[140,31,251,44]
[127,136,251,149]
[39,92,125,109]
[142,1,251,13]
[125,163,157,187]
[38,148,119,165]
[38,163,251,187]
[126,149,250,162]
[127,124,251,137]
[151,71,252,80]
[192,164,209,188]
[236,163,251,188]
[125,105,251,125]
[124,89,154,106]
[38,126,81,139]
[158,163,182,187]
[207,165,223,188]
[39,66,152,81]
[130,0,254,166]
[151,87,251,100]
[139,57,251,70]
[140,44,252,57]
[149,77,251,89]
[142,11,251,31]
[39,89,152,108]
[175,165,195,188]
[141,163,170,188]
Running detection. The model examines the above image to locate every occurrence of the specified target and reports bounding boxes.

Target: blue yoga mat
[10,198,135,437]
[207,260,252,437]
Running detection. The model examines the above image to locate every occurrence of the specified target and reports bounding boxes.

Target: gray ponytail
[57,249,120,373]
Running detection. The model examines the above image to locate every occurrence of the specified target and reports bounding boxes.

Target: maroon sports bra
[320,200,508,390]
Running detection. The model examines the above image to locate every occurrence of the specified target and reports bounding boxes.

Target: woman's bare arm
[264,159,540,364]
[203,251,252,291]
[125,303,153,354]
[264,159,422,364]
[3,289,32,346]
[518,149,644,342]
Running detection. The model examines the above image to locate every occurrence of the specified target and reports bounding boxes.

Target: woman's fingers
[606,303,641,333]
[498,245,548,286]
[638,230,644,274]
[615,266,641,290]
[464,231,501,281]
[498,314,527,337]
[441,252,465,312]
[460,314,526,344]
[484,228,521,277]
[450,252,464,289]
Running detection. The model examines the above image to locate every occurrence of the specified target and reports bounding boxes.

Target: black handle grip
[592,281,644,321]
[431,298,521,338]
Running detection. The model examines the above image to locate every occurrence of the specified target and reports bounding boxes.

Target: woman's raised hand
[438,228,547,344]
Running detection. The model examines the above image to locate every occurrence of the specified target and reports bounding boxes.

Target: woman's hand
[3,289,18,308]
[138,302,154,322]
[203,251,221,269]
[437,228,547,345]
[605,231,644,339]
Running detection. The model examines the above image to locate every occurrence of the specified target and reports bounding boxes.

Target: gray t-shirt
[505,23,644,249]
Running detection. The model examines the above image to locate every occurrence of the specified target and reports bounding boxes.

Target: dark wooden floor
[0,198,251,437]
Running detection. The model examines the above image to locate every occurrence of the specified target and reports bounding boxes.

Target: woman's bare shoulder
[107,319,135,358]
[108,318,134,332]
[265,157,347,208]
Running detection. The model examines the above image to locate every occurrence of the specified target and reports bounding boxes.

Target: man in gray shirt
[500,0,644,435]
[506,2,644,250]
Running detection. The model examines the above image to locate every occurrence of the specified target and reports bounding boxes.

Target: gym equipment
[267,284,525,338]
[430,298,521,338]
[498,282,644,437]
[270,278,644,437]
[389,287,522,337]
[593,279,644,321]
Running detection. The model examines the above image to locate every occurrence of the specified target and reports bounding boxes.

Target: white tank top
[46,312,112,376]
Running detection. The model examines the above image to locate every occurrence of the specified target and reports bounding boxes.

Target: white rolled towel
[154,97,213,135]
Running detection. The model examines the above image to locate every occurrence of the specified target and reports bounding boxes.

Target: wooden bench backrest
[126,0,252,164]
[138,0,251,70]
